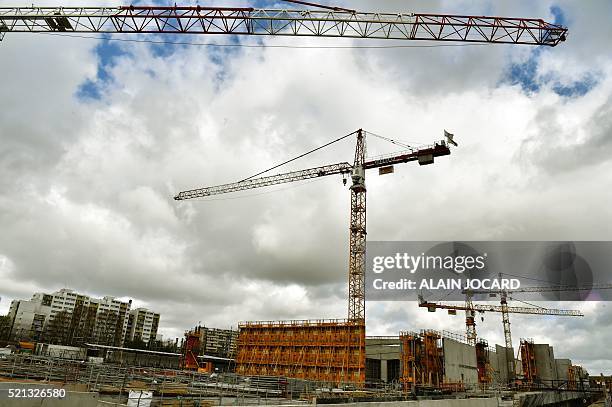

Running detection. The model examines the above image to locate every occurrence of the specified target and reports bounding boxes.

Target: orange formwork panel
[399,330,444,392]
[520,338,537,384]
[475,339,491,384]
[236,319,365,386]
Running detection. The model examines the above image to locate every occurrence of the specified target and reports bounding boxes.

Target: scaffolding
[180,327,202,371]
[399,330,444,392]
[235,319,365,385]
[568,365,577,390]
[520,338,536,384]
[475,339,491,384]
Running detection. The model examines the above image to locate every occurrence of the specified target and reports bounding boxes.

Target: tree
[0,315,12,342]
[43,311,72,345]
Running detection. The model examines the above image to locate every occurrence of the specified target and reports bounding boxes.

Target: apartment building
[126,308,160,344]
[200,327,238,358]
[7,289,132,346]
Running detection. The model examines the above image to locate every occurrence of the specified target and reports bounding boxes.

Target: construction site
[0,1,611,407]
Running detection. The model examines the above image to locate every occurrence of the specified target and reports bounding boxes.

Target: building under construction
[236,319,365,384]
[358,330,590,393]
[519,339,589,390]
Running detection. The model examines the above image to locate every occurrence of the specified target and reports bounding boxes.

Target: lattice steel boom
[464,282,612,295]
[418,297,584,316]
[176,130,452,322]
[174,162,353,200]
[0,6,567,45]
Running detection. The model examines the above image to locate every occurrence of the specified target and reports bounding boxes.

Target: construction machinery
[0,3,568,45]
[180,326,213,373]
[417,294,583,384]
[176,129,452,322]
[176,129,450,384]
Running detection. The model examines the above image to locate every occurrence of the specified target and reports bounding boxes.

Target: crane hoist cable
[240,130,358,182]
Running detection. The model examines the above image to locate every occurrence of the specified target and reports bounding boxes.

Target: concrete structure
[491,345,513,384]
[517,390,592,406]
[533,344,558,384]
[555,358,571,381]
[125,307,160,344]
[369,333,485,385]
[7,289,131,346]
[442,338,478,384]
[489,345,521,385]
[35,343,87,360]
[365,337,400,383]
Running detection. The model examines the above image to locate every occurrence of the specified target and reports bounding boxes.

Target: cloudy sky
[1,0,611,374]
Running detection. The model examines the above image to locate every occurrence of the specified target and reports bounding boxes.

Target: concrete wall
[442,338,478,384]
[534,344,558,383]
[518,390,588,407]
[366,338,401,360]
[490,345,518,384]
[492,346,506,384]
[366,338,400,383]
[555,359,571,381]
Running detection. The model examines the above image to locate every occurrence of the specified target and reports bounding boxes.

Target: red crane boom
[0,6,567,45]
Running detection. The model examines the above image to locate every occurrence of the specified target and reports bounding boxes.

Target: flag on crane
[444,130,458,147]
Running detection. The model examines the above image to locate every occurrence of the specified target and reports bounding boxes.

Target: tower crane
[0,3,567,45]
[176,129,452,322]
[418,293,584,384]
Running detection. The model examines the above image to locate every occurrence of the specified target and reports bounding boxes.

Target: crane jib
[0,6,568,46]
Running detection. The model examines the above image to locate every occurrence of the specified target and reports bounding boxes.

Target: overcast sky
[1,0,611,374]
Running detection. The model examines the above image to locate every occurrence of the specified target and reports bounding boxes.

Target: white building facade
[126,308,160,344]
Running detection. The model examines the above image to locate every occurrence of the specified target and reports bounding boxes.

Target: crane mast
[348,130,366,322]
[500,291,514,382]
[0,6,567,45]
